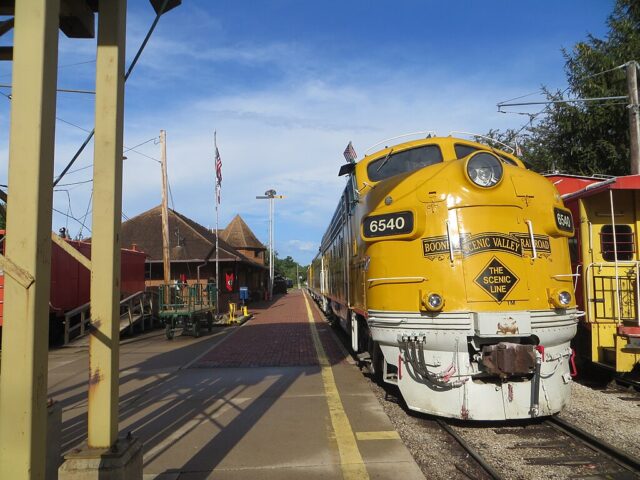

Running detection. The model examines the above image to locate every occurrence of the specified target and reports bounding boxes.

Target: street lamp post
[256,189,284,299]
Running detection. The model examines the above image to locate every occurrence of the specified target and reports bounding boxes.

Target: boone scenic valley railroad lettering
[422,232,551,259]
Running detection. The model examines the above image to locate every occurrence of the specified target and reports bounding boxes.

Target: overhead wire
[124,136,159,155]
[52,0,173,188]
[56,117,93,133]
[55,179,94,187]
[57,135,160,180]
[498,62,634,114]
[0,59,96,80]
[53,189,75,232]
[77,190,93,239]
[53,207,91,234]
[495,62,636,155]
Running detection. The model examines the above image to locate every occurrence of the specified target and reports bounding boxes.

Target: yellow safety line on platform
[303,292,369,480]
[355,431,401,441]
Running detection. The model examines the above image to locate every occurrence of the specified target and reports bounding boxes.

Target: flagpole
[215,183,220,316]
[214,131,220,317]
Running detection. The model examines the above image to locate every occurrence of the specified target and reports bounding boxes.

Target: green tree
[273,254,308,286]
[491,0,640,175]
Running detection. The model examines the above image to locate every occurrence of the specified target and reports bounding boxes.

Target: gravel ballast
[559,381,640,458]
[362,365,640,479]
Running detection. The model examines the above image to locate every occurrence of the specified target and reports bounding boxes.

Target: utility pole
[160,129,171,284]
[627,61,640,175]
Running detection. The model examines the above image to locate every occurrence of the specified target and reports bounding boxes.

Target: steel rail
[435,419,504,480]
[546,416,640,473]
[614,376,640,391]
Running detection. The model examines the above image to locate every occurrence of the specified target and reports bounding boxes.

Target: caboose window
[367,145,442,182]
[600,224,635,261]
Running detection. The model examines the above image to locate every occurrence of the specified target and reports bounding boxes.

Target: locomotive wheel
[165,324,174,340]
[370,341,384,384]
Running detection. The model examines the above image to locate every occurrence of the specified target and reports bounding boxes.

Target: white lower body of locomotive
[368,308,578,420]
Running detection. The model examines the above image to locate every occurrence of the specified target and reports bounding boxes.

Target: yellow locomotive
[308,134,579,420]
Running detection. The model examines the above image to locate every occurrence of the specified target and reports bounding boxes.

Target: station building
[120,206,267,304]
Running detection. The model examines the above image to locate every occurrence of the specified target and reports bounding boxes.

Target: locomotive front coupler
[480,342,536,378]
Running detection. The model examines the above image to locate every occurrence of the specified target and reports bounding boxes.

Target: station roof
[547,174,640,202]
[221,215,265,251]
[121,206,264,267]
[0,0,181,39]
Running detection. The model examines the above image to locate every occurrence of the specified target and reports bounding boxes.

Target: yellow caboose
[549,174,640,373]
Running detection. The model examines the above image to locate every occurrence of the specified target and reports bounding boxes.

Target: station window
[600,224,635,261]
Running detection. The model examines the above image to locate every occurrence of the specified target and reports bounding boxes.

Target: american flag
[514,139,523,157]
[343,141,357,163]
[215,132,222,204]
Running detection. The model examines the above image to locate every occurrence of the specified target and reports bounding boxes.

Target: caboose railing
[584,261,640,326]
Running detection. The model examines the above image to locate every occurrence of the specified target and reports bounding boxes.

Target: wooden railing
[63,290,157,345]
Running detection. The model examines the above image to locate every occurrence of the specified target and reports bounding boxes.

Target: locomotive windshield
[455,143,518,166]
[367,145,443,181]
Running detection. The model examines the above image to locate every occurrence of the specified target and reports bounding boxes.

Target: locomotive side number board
[363,211,414,238]
[554,207,574,233]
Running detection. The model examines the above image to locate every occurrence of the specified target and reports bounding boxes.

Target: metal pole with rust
[87,0,127,448]
[627,61,640,175]
[0,1,60,478]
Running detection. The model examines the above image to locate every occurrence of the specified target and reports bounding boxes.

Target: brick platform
[194,290,347,367]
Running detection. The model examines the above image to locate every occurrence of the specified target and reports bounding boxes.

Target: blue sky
[0,1,615,264]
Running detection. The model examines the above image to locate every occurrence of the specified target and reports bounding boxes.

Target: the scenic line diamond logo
[474,257,519,302]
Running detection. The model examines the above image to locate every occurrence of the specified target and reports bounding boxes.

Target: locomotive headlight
[466,152,503,188]
[558,291,572,306]
[549,289,572,308]
[426,293,444,311]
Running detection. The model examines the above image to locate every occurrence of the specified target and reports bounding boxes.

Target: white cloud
[0,5,581,265]
[288,239,318,252]
[110,65,533,265]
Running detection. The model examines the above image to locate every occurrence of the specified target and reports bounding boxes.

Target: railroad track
[439,416,640,480]
[615,375,640,391]
[546,416,640,475]
[324,313,640,479]
[434,418,501,480]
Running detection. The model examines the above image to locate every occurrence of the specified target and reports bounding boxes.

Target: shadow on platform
[53,309,348,478]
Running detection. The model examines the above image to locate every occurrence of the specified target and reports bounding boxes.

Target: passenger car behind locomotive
[308,134,579,420]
